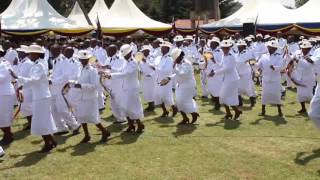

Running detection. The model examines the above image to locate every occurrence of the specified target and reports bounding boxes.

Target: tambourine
[159,78,170,86]
[248,59,257,65]
[89,56,97,65]
[134,52,145,62]
[203,52,213,61]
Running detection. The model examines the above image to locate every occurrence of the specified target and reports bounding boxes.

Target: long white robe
[139,55,156,103]
[309,60,320,127]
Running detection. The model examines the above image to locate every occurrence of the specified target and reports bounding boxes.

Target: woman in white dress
[106,44,145,133]
[0,46,16,145]
[71,50,110,143]
[12,45,57,153]
[309,56,320,127]
[208,40,242,120]
[160,49,199,124]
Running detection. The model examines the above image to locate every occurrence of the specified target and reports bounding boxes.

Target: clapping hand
[270,65,275,70]
[208,70,215,77]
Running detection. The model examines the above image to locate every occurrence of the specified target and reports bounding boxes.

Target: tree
[295,0,309,8]
[219,0,242,18]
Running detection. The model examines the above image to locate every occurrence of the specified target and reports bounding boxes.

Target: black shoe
[234,111,242,121]
[0,137,13,146]
[172,106,178,117]
[136,124,145,133]
[161,111,169,118]
[100,131,110,143]
[178,118,190,125]
[224,114,233,120]
[72,126,81,136]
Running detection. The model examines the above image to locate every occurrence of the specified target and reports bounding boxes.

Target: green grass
[1,75,320,180]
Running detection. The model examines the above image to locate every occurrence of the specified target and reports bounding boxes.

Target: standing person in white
[139,45,156,112]
[50,45,80,135]
[309,55,320,127]
[12,45,57,153]
[0,46,16,145]
[208,40,242,120]
[205,37,223,110]
[256,40,284,117]
[198,39,209,98]
[71,50,110,144]
[161,49,200,124]
[104,45,127,123]
[106,44,145,133]
[235,40,257,107]
[152,41,178,118]
[292,41,316,114]
[16,45,33,130]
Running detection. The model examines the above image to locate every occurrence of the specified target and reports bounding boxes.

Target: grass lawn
[1,76,320,180]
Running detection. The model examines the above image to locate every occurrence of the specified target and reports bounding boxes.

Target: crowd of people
[0,31,320,154]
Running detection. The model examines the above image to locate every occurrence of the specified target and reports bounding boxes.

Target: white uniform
[111,59,144,120]
[4,48,18,65]
[198,46,209,97]
[154,53,174,106]
[93,46,107,110]
[173,60,198,113]
[74,65,101,124]
[236,49,256,97]
[50,55,80,131]
[253,42,268,59]
[139,55,156,103]
[293,52,316,102]
[215,53,240,106]
[18,59,57,135]
[257,52,284,105]
[0,60,15,128]
[309,60,320,127]
[109,55,127,121]
[17,57,33,117]
[205,48,223,97]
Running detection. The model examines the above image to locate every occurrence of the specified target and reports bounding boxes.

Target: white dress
[154,54,174,106]
[293,52,316,103]
[215,53,240,106]
[111,59,144,120]
[205,48,223,97]
[236,49,256,97]
[0,60,15,128]
[18,60,57,136]
[309,60,320,127]
[257,53,284,105]
[18,58,33,117]
[73,65,100,124]
[139,55,156,103]
[173,60,198,113]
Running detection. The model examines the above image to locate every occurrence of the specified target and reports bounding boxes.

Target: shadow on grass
[13,151,48,167]
[206,118,241,130]
[154,116,174,124]
[114,131,142,145]
[107,123,127,133]
[102,115,116,123]
[14,129,30,141]
[294,148,320,166]
[172,124,197,137]
[71,142,99,156]
[208,109,225,115]
[250,115,287,126]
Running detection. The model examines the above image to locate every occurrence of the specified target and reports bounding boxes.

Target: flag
[96,14,102,40]
[172,16,176,34]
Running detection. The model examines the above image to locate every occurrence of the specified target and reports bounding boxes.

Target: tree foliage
[295,0,309,8]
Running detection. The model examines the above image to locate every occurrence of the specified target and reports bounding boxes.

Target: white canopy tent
[201,0,295,32]
[101,0,171,34]
[292,0,320,24]
[68,1,92,27]
[88,0,110,26]
[1,0,92,35]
